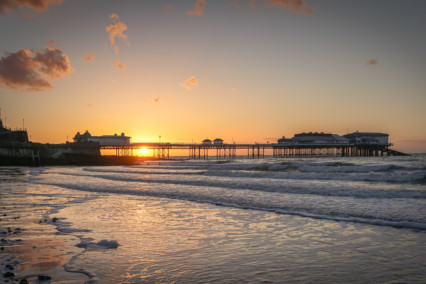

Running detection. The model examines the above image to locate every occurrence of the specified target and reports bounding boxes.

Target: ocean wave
[83,167,205,176]
[80,164,426,184]
[34,169,426,199]
[298,164,406,173]
[129,160,418,175]
[29,177,426,231]
[203,169,426,183]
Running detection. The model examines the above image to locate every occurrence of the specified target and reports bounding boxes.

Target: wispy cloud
[0,0,62,15]
[84,52,96,62]
[106,13,129,54]
[46,40,56,47]
[366,59,378,66]
[187,0,205,16]
[0,46,73,91]
[154,97,160,103]
[265,0,312,15]
[22,12,35,19]
[165,3,173,11]
[112,60,126,70]
[229,0,255,9]
[179,76,198,90]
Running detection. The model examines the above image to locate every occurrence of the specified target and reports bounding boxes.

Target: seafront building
[0,119,28,143]
[343,132,389,145]
[277,132,388,146]
[0,117,102,165]
[73,131,131,146]
[278,132,349,144]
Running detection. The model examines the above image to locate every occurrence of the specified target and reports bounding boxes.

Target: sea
[1,155,426,283]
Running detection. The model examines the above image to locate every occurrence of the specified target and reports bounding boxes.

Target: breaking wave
[29,155,426,231]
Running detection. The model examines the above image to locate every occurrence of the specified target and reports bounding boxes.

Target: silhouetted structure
[343,132,389,145]
[73,130,131,145]
[0,119,29,143]
[291,132,349,144]
[0,109,409,164]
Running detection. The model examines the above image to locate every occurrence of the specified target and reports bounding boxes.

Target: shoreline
[0,176,90,283]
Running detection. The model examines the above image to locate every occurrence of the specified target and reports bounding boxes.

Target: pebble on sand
[38,275,52,281]
[3,271,15,277]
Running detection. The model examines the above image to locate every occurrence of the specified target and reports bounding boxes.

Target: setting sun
[138,147,149,156]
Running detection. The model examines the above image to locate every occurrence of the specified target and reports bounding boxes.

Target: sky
[0,0,425,153]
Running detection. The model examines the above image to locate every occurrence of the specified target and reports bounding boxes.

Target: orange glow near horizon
[138,147,149,156]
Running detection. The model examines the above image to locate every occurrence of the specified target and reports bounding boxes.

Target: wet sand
[0,169,88,283]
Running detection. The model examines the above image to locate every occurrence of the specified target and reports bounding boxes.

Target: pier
[100,142,399,159]
[1,122,410,165]
[74,130,409,160]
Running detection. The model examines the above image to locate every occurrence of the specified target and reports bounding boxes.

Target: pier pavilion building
[343,132,389,145]
[73,131,131,145]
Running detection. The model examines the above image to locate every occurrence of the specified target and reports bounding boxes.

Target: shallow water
[31,155,426,229]
[55,193,426,283]
[1,155,426,283]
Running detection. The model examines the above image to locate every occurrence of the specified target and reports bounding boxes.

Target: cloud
[0,46,73,91]
[228,0,256,10]
[366,59,378,66]
[179,83,192,90]
[179,76,198,90]
[187,0,205,16]
[154,97,160,103]
[165,3,173,11]
[22,12,35,19]
[106,13,129,54]
[0,0,62,15]
[86,104,93,107]
[186,76,198,85]
[265,0,313,15]
[46,40,56,47]
[112,60,126,70]
[84,52,96,62]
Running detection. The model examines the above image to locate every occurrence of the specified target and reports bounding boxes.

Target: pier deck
[100,142,399,159]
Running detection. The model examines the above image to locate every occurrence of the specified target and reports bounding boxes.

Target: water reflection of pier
[100,142,399,159]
